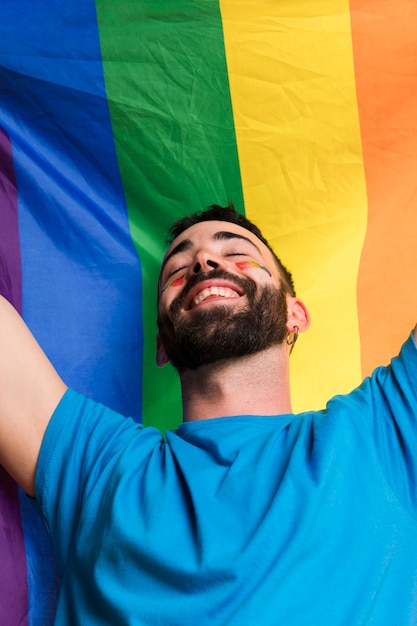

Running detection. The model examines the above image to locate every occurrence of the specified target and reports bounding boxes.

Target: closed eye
[166,264,189,279]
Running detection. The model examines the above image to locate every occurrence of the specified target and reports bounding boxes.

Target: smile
[184,279,245,311]
[192,286,241,308]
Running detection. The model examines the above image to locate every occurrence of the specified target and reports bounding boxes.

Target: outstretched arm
[0,295,67,497]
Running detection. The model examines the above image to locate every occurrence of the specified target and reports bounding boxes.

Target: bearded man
[0,203,417,625]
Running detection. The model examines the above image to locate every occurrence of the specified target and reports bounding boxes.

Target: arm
[0,295,67,497]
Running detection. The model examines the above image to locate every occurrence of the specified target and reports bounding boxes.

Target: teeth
[193,286,239,306]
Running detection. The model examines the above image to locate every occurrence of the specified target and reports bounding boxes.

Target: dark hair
[167,202,296,296]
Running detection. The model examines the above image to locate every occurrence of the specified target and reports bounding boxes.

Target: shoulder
[36,389,163,502]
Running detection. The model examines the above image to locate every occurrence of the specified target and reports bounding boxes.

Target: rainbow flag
[1,0,417,623]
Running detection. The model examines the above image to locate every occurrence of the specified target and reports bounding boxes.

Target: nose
[193,259,219,273]
[192,250,220,274]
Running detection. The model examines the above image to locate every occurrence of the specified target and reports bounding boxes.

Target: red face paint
[235,260,272,276]
[161,274,185,293]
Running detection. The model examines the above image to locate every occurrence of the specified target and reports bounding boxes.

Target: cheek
[161,274,185,293]
[235,261,272,277]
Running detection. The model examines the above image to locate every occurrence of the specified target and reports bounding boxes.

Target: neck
[179,344,292,422]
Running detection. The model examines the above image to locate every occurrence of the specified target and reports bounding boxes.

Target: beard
[157,269,288,371]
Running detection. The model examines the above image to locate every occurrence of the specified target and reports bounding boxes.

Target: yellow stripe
[220,0,368,411]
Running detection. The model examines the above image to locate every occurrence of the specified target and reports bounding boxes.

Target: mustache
[169,268,257,313]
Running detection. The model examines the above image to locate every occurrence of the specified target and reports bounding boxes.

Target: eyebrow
[160,230,262,274]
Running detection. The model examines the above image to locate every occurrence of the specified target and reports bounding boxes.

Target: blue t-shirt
[36,335,417,625]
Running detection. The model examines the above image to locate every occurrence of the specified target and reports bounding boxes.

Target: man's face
[157,221,289,370]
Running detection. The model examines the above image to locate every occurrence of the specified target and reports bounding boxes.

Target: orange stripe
[351,0,417,375]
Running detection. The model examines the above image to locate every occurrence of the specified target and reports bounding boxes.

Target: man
[0,203,417,625]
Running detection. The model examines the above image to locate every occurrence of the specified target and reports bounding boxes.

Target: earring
[286,326,299,353]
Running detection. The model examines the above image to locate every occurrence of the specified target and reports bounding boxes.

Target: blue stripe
[0,2,143,417]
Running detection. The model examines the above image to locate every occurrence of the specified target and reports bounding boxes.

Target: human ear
[156,334,169,367]
[286,297,310,334]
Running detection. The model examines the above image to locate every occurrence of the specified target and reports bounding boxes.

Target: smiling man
[156,205,307,373]
[1,203,417,625]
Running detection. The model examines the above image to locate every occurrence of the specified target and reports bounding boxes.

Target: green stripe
[96,0,244,431]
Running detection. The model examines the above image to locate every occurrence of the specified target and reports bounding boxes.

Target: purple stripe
[0,468,28,622]
[0,126,22,312]
[0,127,28,624]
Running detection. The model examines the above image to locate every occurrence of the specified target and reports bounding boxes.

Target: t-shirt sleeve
[35,388,163,570]
[333,332,417,513]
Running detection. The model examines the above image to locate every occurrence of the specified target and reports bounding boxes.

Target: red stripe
[351,0,417,375]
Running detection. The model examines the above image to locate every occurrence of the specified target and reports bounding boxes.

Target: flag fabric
[1,0,417,623]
